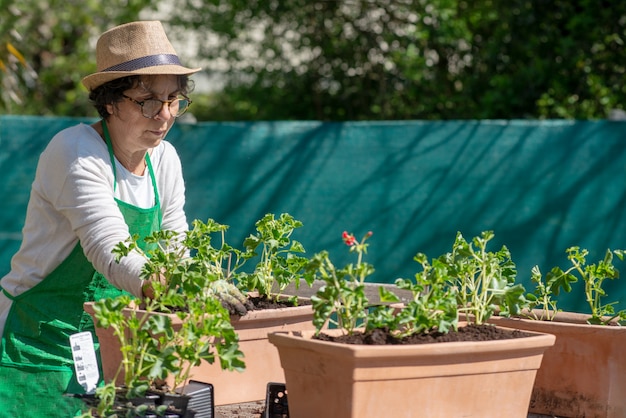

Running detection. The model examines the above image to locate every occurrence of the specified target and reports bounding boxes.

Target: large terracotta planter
[84,300,316,406]
[489,311,626,418]
[268,325,555,418]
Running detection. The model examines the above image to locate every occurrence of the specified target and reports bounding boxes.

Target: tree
[0,0,36,111]
[1,0,624,120]
[174,0,465,120]
[172,0,626,120]
[460,0,626,119]
[0,0,157,116]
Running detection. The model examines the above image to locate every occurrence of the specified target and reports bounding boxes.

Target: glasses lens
[140,97,190,118]
[173,97,190,117]
[142,99,163,118]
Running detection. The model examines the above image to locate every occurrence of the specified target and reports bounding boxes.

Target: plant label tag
[69,331,99,394]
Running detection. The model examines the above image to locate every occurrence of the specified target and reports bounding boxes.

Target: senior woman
[0,21,244,415]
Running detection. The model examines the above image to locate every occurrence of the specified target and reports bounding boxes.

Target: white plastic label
[69,331,99,394]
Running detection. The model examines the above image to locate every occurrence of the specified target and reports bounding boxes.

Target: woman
[0,21,239,416]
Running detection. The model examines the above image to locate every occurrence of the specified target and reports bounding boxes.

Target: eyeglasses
[122,94,192,118]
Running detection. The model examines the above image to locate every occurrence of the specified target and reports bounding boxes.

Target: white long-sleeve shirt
[0,123,188,334]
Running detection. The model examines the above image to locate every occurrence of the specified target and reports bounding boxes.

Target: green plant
[87,219,246,415]
[522,264,578,321]
[306,230,524,338]
[83,213,315,415]
[138,219,253,297]
[306,230,458,337]
[93,296,169,392]
[386,253,459,338]
[442,231,526,325]
[307,231,376,335]
[528,246,626,325]
[239,213,312,301]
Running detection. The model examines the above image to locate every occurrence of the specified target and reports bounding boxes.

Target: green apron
[0,120,162,416]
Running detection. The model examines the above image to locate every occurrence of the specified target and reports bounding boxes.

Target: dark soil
[247,295,311,310]
[315,323,534,345]
[225,294,311,316]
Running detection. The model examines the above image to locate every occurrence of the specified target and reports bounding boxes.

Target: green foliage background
[1,0,624,120]
[0,0,158,116]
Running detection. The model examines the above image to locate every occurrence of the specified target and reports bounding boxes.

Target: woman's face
[106,74,182,153]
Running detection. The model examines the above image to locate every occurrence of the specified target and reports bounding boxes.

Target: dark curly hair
[88,75,194,119]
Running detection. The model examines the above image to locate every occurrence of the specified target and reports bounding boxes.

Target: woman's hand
[208,280,253,316]
[141,274,252,316]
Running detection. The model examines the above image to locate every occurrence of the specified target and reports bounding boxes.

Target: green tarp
[1,116,625,313]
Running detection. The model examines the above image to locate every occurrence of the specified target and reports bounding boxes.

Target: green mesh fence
[1,116,625,313]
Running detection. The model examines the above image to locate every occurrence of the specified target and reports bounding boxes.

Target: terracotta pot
[268,324,555,418]
[167,302,316,405]
[489,311,626,418]
[84,300,316,406]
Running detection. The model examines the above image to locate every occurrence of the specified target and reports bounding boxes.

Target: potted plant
[269,230,555,418]
[168,212,319,405]
[238,212,312,301]
[85,213,318,406]
[82,222,244,417]
[489,246,626,418]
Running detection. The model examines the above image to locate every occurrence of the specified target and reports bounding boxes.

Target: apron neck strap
[100,119,160,206]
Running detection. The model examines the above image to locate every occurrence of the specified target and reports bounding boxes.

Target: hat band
[102,54,182,72]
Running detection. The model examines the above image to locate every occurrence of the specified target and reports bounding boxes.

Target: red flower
[342,231,357,246]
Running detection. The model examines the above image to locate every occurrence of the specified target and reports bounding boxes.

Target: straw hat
[82,21,201,91]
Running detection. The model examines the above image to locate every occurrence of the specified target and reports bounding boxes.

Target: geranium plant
[307,231,376,335]
[440,231,526,325]
[238,213,312,302]
[306,230,459,337]
[306,229,526,340]
[522,265,578,321]
[387,251,459,337]
[83,219,246,416]
[82,213,316,415]
[525,246,626,324]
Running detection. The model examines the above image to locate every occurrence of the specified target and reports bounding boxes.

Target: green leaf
[378,286,400,303]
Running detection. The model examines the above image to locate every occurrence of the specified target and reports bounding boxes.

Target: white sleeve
[2,126,189,300]
[43,130,146,297]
